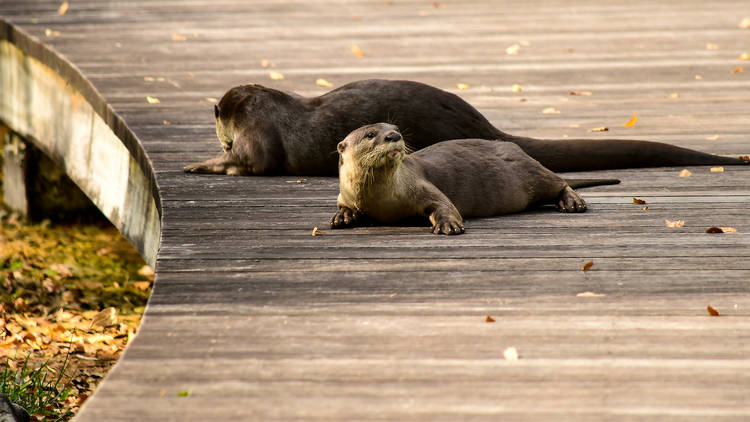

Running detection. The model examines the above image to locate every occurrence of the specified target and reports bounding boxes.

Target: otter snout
[384,131,402,143]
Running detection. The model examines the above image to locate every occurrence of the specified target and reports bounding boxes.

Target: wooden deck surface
[2,0,750,420]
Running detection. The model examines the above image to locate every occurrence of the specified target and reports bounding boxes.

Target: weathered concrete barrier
[0,20,160,266]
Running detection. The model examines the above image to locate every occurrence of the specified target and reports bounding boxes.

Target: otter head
[337,123,406,170]
[214,104,234,152]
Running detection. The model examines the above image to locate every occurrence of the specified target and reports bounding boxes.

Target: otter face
[215,105,234,152]
[337,123,406,169]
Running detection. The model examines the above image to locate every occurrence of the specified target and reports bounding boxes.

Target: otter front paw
[556,186,587,213]
[330,207,359,229]
[431,218,465,235]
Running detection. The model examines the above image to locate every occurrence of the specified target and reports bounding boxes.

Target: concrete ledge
[0,20,160,266]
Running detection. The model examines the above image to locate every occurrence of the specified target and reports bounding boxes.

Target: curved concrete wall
[0,20,160,266]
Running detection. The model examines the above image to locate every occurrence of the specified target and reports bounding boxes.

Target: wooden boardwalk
[2,1,750,420]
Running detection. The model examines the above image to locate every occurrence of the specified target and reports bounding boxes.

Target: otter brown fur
[184,80,748,176]
[331,123,618,235]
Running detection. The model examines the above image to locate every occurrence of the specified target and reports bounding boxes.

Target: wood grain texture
[1,0,749,420]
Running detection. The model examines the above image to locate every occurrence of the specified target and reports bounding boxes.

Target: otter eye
[365,132,376,139]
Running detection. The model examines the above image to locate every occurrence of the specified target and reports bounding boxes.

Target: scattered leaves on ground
[485,316,495,323]
[669,93,680,99]
[740,18,750,29]
[705,43,719,50]
[705,134,720,141]
[694,74,703,80]
[176,390,192,397]
[0,210,151,420]
[511,84,522,92]
[732,66,743,74]
[311,227,323,236]
[720,227,738,233]
[678,169,692,177]
[665,219,685,228]
[269,71,285,80]
[146,96,160,104]
[706,227,724,234]
[569,91,592,96]
[707,305,720,316]
[171,33,186,42]
[260,59,270,68]
[623,113,637,127]
[542,107,560,114]
[740,53,750,61]
[455,83,470,90]
[710,167,724,173]
[633,197,646,205]
[58,1,69,15]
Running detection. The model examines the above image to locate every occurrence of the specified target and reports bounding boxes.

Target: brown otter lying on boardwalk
[330,123,619,235]
[184,80,747,176]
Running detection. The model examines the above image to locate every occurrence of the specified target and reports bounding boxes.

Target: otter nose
[384,132,402,143]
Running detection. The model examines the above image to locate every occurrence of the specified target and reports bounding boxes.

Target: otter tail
[566,178,621,189]
[504,135,749,172]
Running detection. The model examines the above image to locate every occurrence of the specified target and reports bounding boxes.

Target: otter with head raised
[184,80,748,176]
[330,123,619,235]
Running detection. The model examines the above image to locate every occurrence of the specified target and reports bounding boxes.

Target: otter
[330,123,620,235]
[184,80,748,176]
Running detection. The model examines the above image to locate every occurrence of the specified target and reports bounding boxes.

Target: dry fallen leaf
[706,227,724,234]
[44,28,61,37]
[205,97,218,103]
[146,96,160,104]
[732,66,744,74]
[705,43,719,50]
[740,18,750,29]
[542,107,560,114]
[721,227,738,233]
[162,120,171,125]
[569,124,580,128]
[694,74,703,80]
[642,206,649,211]
[455,83,470,90]
[171,33,187,41]
[581,261,594,272]
[91,307,118,328]
[137,265,155,278]
[707,305,720,316]
[669,93,680,99]
[588,126,609,132]
[740,156,750,162]
[665,219,685,228]
[316,78,334,88]
[485,316,496,323]
[503,347,519,361]
[740,53,750,61]
[576,291,607,297]
[132,282,151,291]
[312,227,323,236]
[705,134,720,141]
[260,59,270,68]
[58,1,69,15]
[269,71,285,80]
[511,84,522,92]
[569,91,592,96]
[710,167,724,173]
[505,44,521,55]
[623,113,637,127]
[678,169,692,177]
[350,44,365,58]
[633,197,646,204]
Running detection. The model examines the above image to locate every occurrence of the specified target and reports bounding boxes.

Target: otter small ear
[337,141,347,154]
[214,104,220,118]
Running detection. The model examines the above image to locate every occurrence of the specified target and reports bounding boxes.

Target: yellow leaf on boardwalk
[678,169,691,177]
[511,84,522,92]
[710,167,724,173]
[58,1,69,15]
[316,78,334,88]
[455,83,470,90]
[665,219,685,228]
[171,33,187,41]
[705,134,720,141]
[623,113,637,127]
[350,44,365,58]
[146,96,160,104]
[269,71,285,80]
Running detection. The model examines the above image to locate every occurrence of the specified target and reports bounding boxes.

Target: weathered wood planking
[1,0,749,420]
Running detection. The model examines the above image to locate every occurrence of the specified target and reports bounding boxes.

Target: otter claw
[431,221,465,235]
[556,186,587,213]
[330,208,358,229]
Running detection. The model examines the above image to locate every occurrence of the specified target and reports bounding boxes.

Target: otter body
[184,80,747,176]
[331,123,616,235]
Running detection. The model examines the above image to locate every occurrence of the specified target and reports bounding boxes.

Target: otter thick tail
[504,135,749,172]
[565,178,621,189]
